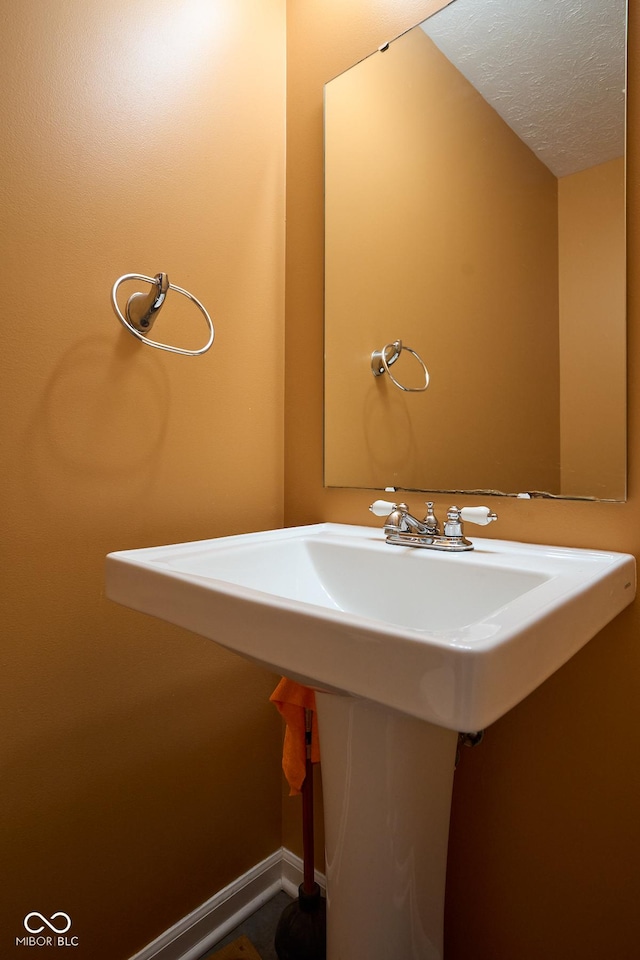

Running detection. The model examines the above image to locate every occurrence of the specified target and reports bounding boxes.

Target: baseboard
[128,848,326,960]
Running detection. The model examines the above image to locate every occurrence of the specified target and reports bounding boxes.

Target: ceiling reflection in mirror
[323,0,626,500]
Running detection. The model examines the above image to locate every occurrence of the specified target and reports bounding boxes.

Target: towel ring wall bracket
[111,272,215,357]
[126,272,169,334]
[371,339,429,392]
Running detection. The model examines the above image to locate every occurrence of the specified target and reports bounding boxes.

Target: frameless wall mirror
[324,0,627,500]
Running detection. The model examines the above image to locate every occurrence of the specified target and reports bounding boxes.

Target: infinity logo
[24,912,72,934]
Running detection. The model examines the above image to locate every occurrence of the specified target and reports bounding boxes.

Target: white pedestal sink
[105,523,635,959]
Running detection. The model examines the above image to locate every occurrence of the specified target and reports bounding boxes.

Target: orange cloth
[270,677,321,796]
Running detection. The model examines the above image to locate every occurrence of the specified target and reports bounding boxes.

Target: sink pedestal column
[315,692,458,960]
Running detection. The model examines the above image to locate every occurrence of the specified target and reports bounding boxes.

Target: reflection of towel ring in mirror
[111,273,215,357]
[371,339,429,392]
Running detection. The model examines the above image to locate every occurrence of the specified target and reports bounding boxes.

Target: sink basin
[105,522,635,731]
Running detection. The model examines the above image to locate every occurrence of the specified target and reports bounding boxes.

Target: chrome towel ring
[371,339,429,392]
[111,272,215,356]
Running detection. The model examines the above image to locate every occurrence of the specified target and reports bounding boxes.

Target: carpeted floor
[199,891,291,960]
[207,935,262,960]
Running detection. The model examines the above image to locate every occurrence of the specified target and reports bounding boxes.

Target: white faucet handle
[370,499,399,517]
[459,506,498,526]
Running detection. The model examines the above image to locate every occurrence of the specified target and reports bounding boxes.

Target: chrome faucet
[370,500,497,552]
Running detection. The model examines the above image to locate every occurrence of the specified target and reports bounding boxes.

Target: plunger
[274,708,326,960]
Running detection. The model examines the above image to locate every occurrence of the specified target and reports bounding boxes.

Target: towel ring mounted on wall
[111,272,215,356]
[371,339,429,392]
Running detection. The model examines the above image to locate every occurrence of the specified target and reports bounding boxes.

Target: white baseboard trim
[128,848,326,960]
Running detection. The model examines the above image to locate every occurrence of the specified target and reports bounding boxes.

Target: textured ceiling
[420,0,626,177]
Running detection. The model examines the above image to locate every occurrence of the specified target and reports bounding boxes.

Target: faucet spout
[370,500,429,537]
[389,503,429,536]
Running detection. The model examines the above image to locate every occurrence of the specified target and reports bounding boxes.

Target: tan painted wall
[0,2,285,958]
[1,1,635,955]
[324,26,560,494]
[285,1,640,957]
[559,158,626,499]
